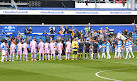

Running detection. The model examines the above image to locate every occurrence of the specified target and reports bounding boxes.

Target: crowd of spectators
[22,26,135,45]
[24,27,32,34]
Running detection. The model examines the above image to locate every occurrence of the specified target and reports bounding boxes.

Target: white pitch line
[94,61,137,81]
[95,69,122,81]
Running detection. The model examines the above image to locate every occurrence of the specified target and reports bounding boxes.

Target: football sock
[23,55,25,61]
[12,54,14,60]
[1,56,4,61]
[31,54,33,60]
[53,54,55,59]
[9,55,11,61]
[34,54,36,60]
[51,54,52,60]
[88,54,90,58]
[39,54,41,60]
[20,54,22,60]
[42,54,44,60]
[48,54,50,60]
[45,54,47,60]
[5,55,7,61]
[66,54,67,59]
[16,54,18,60]
[26,55,28,60]
[68,54,70,59]
[131,52,134,57]
[75,54,77,59]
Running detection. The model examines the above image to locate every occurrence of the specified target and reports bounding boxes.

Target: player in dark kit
[78,39,84,59]
[84,39,91,59]
[93,40,99,59]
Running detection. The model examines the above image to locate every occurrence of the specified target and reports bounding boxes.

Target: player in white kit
[1,40,6,62]
[128,38,134,58]
[125,39,131,59]
[10,41,16,61]
[101,42,106,59]
[50,40,56,60]
[30,39,37,61]
[117,39,122,59]
[17,41,23,61]
[5,41,8,62]
[57,41,63,60]
[65,39,71,60]
[23,41,28,61]
[106,40,111,59]
[44,40,50,60]
[38,39,45,61]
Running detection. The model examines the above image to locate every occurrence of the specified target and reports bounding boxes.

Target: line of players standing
[0,38,72,62]
[0,37,135,62]
[76,37,134,60]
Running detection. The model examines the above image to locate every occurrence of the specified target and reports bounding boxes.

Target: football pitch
[0,52,137,81]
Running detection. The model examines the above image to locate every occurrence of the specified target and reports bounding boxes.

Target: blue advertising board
[3,26,16,33]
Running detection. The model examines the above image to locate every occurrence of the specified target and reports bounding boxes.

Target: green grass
[0,52,137,81]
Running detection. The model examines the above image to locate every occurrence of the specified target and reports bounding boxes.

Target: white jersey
[1,43,5,51]
[118,41,122,48]
[128,41,133,48]
[30,40,37,49]
[125,42,129,49]
[106,42,110,50]
[66,41,71,50]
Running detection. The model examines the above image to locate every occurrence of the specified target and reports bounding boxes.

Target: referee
[71,38,78,60]
[93,40,98,59]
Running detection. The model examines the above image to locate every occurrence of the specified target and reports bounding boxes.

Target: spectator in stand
[122,30,125,36]
[72,26,75,38]
[28,27,32,34]
[80,30,84,40]
[24,27,29,34]
[122,30,127,37]
[59,29,63,34]
[49,26,55,34]
[135,26,137,36]
[43,30,47,34]
[67,28,72,34]
[43,30,47,41]
[134,38,137,45]
[75,29,80,38]
[125,30,128,37]
[128,31,132,37]
[99,33,104,41]
[84,26,89,35]
[100,28,104,34]
[60,26,65,34]
[105,27,108,33]
[65,26,69,33]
